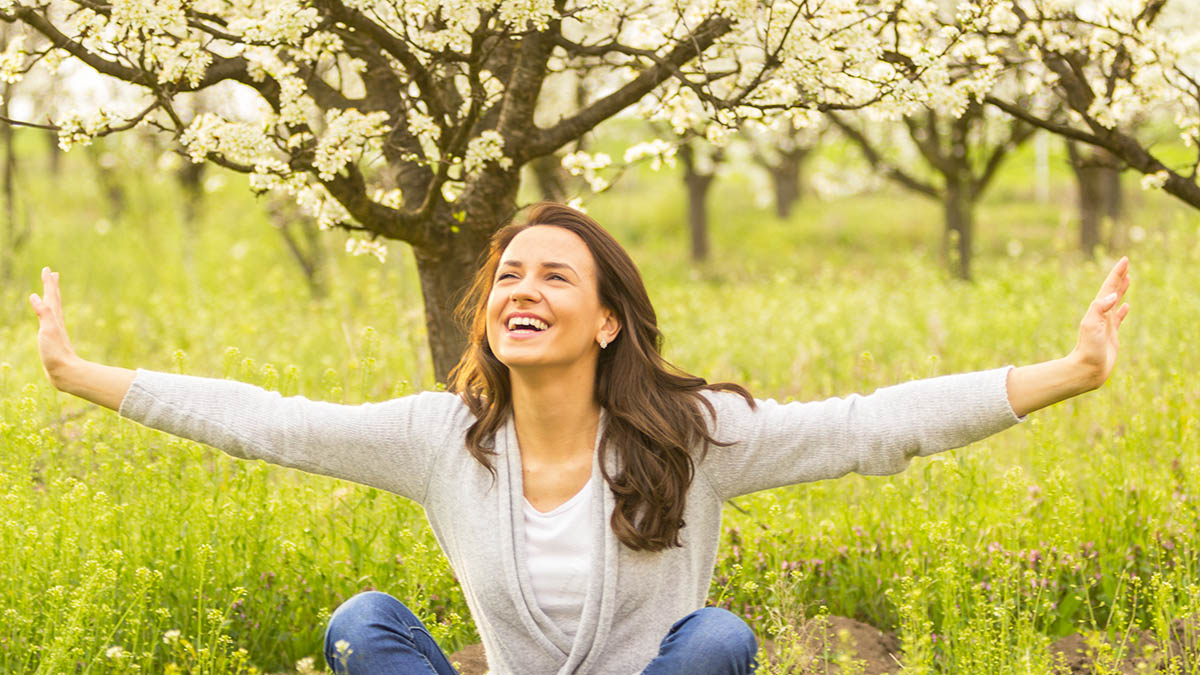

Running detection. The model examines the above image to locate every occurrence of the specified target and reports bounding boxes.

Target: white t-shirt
[523,480,595,639]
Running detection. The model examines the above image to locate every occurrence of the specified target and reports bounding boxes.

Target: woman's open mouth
[505,315,550,337]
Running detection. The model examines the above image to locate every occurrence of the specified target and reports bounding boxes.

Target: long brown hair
[447,202,754,552]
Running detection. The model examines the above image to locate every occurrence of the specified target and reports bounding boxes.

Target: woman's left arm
[1006,256,1130,417]
[696,257,1132,501]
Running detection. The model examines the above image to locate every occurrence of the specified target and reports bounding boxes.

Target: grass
[2,128,1199,672]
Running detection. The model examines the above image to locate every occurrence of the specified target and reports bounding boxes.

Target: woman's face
[486,226,618,370]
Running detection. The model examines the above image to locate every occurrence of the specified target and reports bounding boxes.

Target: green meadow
[1,132,1198,673]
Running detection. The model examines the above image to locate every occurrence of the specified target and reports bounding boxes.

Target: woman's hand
[29,266,135,410]
[1006,257,1131,418]
[1070,256,1132,390]
[29,267,80,388]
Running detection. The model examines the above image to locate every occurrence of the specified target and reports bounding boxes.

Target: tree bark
[679,144,715,262]
[415,172,520,381]
[1,81,20,282]
[944,180,974,281]
[530,153,568,202]
[1067,142,1123,255]
[45,131,61,176]
[413,230,492,381]
[770,147,808,219]
[86,143,126,221]
[178,158,205,227]
[684,172,713,262]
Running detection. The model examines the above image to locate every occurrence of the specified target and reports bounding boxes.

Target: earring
[599,338,608,349]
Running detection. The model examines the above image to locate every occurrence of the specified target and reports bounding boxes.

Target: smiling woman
[29,202,1131,675]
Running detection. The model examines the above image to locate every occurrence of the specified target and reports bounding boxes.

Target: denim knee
[688,607,758,665]
[324,591,416,658]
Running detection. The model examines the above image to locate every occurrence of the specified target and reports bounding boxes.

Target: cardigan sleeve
[695,367,1023,501]
[118,369,470,504]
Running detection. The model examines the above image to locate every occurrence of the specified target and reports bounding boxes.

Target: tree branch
[523,14,733,161]
[828,112,939,199]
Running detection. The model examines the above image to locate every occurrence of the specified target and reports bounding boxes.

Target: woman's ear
[599,309,621,346]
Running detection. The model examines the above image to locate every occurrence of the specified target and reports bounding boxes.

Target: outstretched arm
[698,257,1133,500]
[29,266,135,410]
[1006,256,1131,417]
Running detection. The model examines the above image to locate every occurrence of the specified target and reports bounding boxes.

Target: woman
[30,203,1130,674]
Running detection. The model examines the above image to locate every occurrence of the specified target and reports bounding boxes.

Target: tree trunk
[267,196,327,299]
[944,181,974,281]
[1,81,20,282]
[178,158,205,227]
[530,153,568,202]
[770,147,808,219]
[86,143,126,221]
[684,172,713,262]
[679,144,714,262]
[1068,141,1123,255]
[414,172,520,382]
[46,131,61,176]
[413,230,493,381]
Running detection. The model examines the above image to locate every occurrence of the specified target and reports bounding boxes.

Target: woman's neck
[510,365,601,466]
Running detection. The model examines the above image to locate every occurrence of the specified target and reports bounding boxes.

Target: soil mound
[447,615,900,674]
[1049,619,1199,674]
[449,642,488,674]
[762,615,901,674]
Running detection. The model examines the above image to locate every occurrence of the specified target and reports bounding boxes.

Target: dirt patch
[447,615,900,674]
[1049,619,1200,674]
[448,642,488,675]
[762,615,901,674]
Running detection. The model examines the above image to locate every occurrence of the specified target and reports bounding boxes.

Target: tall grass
[1,131,1197,672]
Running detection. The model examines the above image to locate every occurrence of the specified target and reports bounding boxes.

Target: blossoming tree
[976,1,1200,211]
[0,0,992,379]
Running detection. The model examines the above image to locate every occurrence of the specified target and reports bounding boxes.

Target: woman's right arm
[29,267,460,503]
[29,267,135,410]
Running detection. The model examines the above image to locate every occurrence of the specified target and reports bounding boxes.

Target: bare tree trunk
[413,232,493,380]
[0,81,24,282]
[530,154,568,202]
[45,131,61,176]
[415,173,520,381]
[679,143,715,262]
[1067,141,1124,255]
[86,142,126,221]
[267,197,328,299]
[178,158,205,228]
[770,147,809,219]
[944,180,974,281]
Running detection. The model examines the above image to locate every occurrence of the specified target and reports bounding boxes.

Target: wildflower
[105,646,125,659]
[163,629,181,643]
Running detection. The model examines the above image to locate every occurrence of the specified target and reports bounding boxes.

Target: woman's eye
[497,273,517,281]
[548,273,566,281]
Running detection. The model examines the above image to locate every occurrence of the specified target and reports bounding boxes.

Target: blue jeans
[324,591,758,674]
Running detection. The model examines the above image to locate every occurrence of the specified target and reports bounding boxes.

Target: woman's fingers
[1116,303,1131,327]
[48,269,63,318]
[1096,256,1130,301]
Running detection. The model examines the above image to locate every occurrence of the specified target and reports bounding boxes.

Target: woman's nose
[510,279,540,303]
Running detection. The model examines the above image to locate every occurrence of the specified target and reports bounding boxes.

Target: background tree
[977,1,1200,211]
[0,0,982,380]
[745,117,820,220]
[830,100,1035,281]
[1066,141,1124,254]
[677,137,724,262]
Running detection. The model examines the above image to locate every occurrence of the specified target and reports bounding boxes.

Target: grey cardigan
[118,366,1021,674]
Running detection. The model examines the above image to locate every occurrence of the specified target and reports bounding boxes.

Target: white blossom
[464,131,512,176]
[1140,170,1169,191]
[345,237,389,263]
[623,140,677,171]
[0,35,27,84]
[314,109,391,181]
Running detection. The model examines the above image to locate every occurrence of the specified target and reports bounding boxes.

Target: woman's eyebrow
[498,260,578,276]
